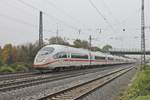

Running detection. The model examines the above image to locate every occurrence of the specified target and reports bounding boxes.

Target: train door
[67,52,71,67]
[88,53,94,65]
[88,52,92,65]
[105,54,108,64]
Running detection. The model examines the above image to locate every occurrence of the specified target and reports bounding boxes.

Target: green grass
[134,95,150,100]
[120,64,150,100]
[0,66,15,72]
[0,63,29,72]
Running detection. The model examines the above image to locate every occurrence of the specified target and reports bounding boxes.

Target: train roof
[43,45,135,61]
[44,44,89,54]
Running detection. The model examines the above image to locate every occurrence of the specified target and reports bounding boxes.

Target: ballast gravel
[0,65,134,100]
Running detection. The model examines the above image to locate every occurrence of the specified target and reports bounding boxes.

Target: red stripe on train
[64,58,106,62]
[33,58,107,67]
[33,60,58,67]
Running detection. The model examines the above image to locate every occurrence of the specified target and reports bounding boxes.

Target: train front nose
[33,56,48,68]
[33,46,55,69]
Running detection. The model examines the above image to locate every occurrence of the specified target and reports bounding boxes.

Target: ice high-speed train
[33,44,135,71]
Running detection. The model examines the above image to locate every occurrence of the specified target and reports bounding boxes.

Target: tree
[12,47,17,63]
[48,37,70,46]
[0,46,3,66]
[16,42,40,66]
[0,46,1,52]
[0,59,3,66]
[73,39,90,49]
[91,46,102,51]
[82,40,90,49]
[102,45,112,52]
[73,39,82,48]
[1,44,12,64]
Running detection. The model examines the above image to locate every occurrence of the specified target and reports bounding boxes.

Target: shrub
[11,63,28,72]
[143,64,150,70]
[0,66,15,72]
[0,60,3,66]
[121,64,150,100]
[15,65,28,72]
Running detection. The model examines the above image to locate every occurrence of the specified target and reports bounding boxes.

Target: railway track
[0,65,126,92]
[38,66,134,100]
[0,64,127,81]
[0,72,38,81]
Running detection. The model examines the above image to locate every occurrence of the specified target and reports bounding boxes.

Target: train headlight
[36,58,45,63]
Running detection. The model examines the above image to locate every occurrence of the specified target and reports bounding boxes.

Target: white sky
[0,0,150,50]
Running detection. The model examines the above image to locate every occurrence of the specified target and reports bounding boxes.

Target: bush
[11,63,29,72]
[15,65,28,72]
[0,63,29,73]
[0,59,3,66]
[143,64,150,70]
[0,66,15,72]
[10,63,18,69]
[120,64,150,100]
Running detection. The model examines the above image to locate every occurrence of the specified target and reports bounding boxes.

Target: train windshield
[38,47,54,56]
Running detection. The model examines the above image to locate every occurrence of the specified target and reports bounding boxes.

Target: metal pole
[39,11,43,48]
[89,35,92,65]
[56,24,59,44]
[141,0,146,65]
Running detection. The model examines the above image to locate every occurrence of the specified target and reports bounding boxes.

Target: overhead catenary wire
[0,0,87,43]
[46,0,103,38]
[0,0,35,17]
[0,13,37,28]
[101,0,141,39]
[101,0,122,27]
[17,0,80,31]
[121,7,141,24]
[46,0,85,27]
[88,0,116,33]
[16,0,105,36]
[43,13,79,30]
[0,12,55,33]
[17,0,40,11]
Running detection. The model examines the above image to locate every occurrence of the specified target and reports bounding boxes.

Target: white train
[33,44,135,71]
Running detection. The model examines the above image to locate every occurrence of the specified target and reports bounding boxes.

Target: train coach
[33,44,135,71]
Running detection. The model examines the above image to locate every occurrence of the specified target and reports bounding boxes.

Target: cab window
[53,52,67,59]
[38,47,54,56]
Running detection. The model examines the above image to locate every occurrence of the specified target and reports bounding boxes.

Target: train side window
[53,52,67,59]
[108,57,113,60]
[71,53,88,59]
[95,56,105,60]
[89,55,93,60]
[59,53,67,58]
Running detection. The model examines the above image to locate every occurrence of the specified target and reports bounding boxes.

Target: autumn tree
[12,47,17,63]
[1,44,16,65]
[16,42,40,66]
[0,42,40,71]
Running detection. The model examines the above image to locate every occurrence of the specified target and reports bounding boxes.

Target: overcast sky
[0,0,150,50]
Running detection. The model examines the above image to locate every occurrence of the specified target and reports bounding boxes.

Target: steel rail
[0,72,38,81]
[0,63,129,81]
[38,66,134,100]
[0,65,125,92]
